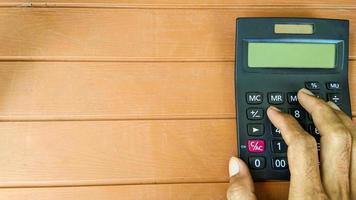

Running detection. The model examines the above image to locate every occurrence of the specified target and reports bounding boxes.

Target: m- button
[246,92,263,104]
[268,92,284,104]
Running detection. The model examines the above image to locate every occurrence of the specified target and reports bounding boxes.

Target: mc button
[246,92,263,104]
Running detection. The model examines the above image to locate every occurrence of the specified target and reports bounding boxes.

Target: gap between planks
[0,57,354,63]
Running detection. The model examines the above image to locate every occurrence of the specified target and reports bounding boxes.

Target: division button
[327,93,342,105]
[246,108,264,120]
[247,124,264,136]
[246,92,263,104]
[268,92,284,104]
[249,157,266,169]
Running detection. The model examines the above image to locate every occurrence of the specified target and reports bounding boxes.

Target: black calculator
[235,18,351,180]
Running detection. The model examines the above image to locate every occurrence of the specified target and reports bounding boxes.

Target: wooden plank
[0,0,355,7]
[0,119,236,187]
[0,118,353,187]
[0,184,229,200]
[0,62,355,121]
[0,182,289,200]
[0,8,355,61]
[0,62,234,120]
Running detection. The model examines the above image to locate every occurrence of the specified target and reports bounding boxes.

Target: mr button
[268,92,284,104]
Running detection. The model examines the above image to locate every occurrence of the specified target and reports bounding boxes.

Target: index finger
[267,107,324,199]
[297,88,352,199]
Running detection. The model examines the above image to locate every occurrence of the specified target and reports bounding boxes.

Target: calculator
[235,18,351,180]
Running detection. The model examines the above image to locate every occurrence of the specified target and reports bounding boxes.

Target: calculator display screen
[248,42,336,68]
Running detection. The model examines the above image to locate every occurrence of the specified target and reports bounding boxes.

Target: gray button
[268,92,284,104]
[246,92,263,104]
[247,124,264,136]
[246,108,263,120]
[327,93,342,105]
[326,82,341,90]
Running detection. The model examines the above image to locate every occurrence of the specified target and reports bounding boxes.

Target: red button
[247,140,265,153]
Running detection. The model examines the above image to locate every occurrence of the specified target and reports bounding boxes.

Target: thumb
[227,157,256,200]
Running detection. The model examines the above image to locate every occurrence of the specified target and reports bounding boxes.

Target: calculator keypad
[244,81,343,172]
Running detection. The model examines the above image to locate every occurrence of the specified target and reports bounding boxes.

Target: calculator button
[327,93,342,105]
[247,124,264,136]
[246,92,263,104]
[317,142,321,152]
[309,124,320,140]
[246,108,263,120]
[305,81,321,90]
[271,140,287,153]
[272,157,288,169]
[249,157,266,169]
[271,124,282,137]
[289,108,305,121]
[313,92,324,100]
[247,139,265,153]
[268,92,284,105]
[287,92,298,105]
[326,82,341,90]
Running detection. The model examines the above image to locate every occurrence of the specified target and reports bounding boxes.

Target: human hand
[227,88,355,200]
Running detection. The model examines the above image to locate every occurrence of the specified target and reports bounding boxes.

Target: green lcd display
[248,42,336,68]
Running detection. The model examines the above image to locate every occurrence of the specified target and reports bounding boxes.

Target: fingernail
[327,101,341,111]
[269,106,281,112]
[229,157,240,177]
[300,88,315,96]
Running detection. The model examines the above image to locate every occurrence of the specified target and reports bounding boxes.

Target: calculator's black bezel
[235,17,350,181]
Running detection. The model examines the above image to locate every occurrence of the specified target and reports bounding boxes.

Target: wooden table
[0,1,355,199]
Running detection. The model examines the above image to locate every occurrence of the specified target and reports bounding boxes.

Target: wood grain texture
[0,8,355,61]
[0,62,234,120]
[0,0,355,7]
[0,182,289,200]
[0,119,236,187]
[0,1,353,199]
[0,119,354,187]
[0,62,354,121]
